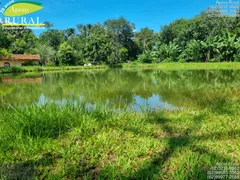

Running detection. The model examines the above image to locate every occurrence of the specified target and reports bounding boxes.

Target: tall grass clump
[1,103,91,139]
[0,102,117,156]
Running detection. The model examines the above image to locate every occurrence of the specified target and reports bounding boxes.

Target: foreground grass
[1,62,240,74]
[0,97,239,179]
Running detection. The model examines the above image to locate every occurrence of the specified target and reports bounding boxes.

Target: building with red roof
[0,54,40,67]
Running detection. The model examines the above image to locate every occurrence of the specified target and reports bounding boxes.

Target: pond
[0,69,240,111]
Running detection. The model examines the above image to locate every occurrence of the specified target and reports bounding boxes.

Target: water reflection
[0,69,239,111]
[1,77,42,84]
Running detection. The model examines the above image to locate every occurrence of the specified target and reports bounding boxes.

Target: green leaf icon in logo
[4,1,43,16]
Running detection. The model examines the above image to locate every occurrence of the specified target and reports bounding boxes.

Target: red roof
[2,54,40,61]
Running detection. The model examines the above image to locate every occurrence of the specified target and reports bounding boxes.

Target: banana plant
[200,36,220,62]
[150,51,160,63]
[233,38,240,62]
[180,40,205,62]
[217,31,237,62]
[157,42,181,61]
[137,50,153,63]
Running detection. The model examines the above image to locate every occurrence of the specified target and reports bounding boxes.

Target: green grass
[0,65,108,74]
[0,97,239,179]
[1,62,240,74]
[121,62,240,69]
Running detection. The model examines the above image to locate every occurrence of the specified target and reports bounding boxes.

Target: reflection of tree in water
[0,74,43,105]
[0,69,240,109]
[153,70,240,107]
[42,70,139,108]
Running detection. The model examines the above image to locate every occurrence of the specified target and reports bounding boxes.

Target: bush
[163,58,174,63]
[10,66,25,73]
[131,62,138,66]
[137,52,153,63]
[234,54,240,62]
[119,47,129,62]
[21,61,38,66]
[178,58,186,63]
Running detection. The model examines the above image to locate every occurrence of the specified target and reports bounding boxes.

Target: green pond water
[0,69,239,111]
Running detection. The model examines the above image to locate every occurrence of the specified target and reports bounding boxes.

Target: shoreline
[1,62,240,74]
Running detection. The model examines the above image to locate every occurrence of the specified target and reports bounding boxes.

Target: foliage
[57,42,76,65]
[0,48,9,59]
[156,42,181,62]
[39,29,66,50]
[37,44,56,66]
[137,51,153,63]
[1,8,240,65]
[180,40,205,62]
[4,66,26,73]
[135,28,155,53]
[118,47,129,62]
[21,61,38,66]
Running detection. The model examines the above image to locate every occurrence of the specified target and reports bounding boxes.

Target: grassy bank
[122,62,240,69]
[1,62,240,74]
[0,97,239,179]
[0,65,108,74]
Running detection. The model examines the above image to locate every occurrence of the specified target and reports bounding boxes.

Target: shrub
[178,58,186,63]
[21,61,38,66]
[234,54,240,62]
[163,58,174,63]
[131,62,138,66]
[137,52,153,63]
[10,66,25,73]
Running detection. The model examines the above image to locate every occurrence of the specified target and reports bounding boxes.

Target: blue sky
[1,0,217,33]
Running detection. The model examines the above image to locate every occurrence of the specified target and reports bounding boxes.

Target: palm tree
[44,21,54,29]
[77,24,92,38]
[65,28,76,39]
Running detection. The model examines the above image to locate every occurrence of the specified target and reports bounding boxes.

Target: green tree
[104,17,135,63]
[135,28,155,52]
[0,26,12,50]
[39,30,66,51]
[0,48,9,59]
[57,42,76,65]
[37,44,56,66]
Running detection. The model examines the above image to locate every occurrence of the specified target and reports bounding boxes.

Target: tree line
[1,8,240,66]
